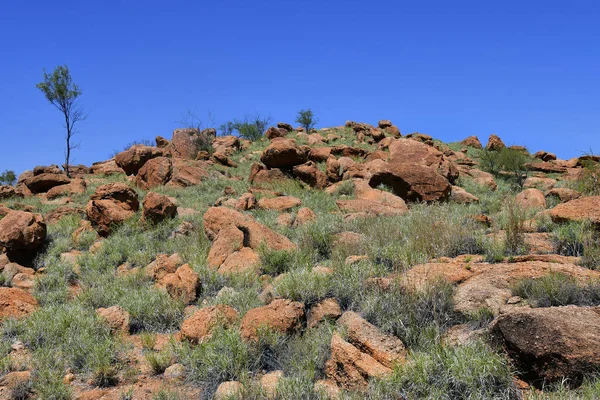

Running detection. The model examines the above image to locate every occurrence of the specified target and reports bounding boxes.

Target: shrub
[575,156,600,196]
[220,113,271,141]
[259,248,297,276]
[145,349,173,374]
[295,109,318,133]
[479,148,531,187]
[500,198,528,256]
[0,169,16,186]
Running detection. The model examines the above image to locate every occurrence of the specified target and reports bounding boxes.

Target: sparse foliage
[36,65,85,178]
[220,113,271,141]
[295,109,318,132]
[0,169,16,186]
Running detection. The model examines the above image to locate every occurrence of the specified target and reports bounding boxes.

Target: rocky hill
[0,121,599,399]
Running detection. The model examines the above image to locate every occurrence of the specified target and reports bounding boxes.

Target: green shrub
[295,109,318,133]
[220,113,271,141]
[500,198,528,256]
[145,349,173,374]
[0,169,16,186]
[552,221,588,256]
[259,248,298,276]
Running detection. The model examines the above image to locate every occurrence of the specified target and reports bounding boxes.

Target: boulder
[523,177,556,191]
[145,253,183,280]
[96,305,130,334]
[249,163,290,186]
[451,186,479,204]
[240,299,305,341]
[545,188,580,203]
[369,163,451,202]
[214,381,243,400]
[45,206,85,224]
[293,162,329,188]
[337,311,406,368]
[218,247,260,275]
[167,159,212,187]
[0,211,46,251]
[0,287,38,320]
[90,159,125,175]
[0,186,21,200]
[156,264,200,304]
[325,332,391,391]
[308,147,332,162]
[265,126,288,140]
[307,298,342,328]
[491,305,600,386]
[293,207,317,226]
[212,135,241,156]
[134,157,173,189]
[180,305,239,343]
[485,134,506,151]
[46,178,87,200]
[515,188,546,209]
[549,196,600,226]
[258,196,302,212]
[260,138,308,169]
[460,136,483,149]
[85,183,139,236]
[114,145,163,175]
[170,128,214,159]
[23,173,70,194]
[534,151,557,162]
[203,207,296,252]
[207,225,244,270]
[142,192,177,223]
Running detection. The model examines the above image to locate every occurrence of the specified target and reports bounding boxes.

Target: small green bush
[512,272,600,307]
[295,109,318,133]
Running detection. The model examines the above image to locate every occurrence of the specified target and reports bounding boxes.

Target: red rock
[451,186,479,203]
[135,157,173,189]
[307,298,342,328]
[96,305,130,334]
[85,183,139,236]
[115,145,164,175]
[491,305,600,386]
[485,134,505,151]
[515,188,546,209]
[461,136,483,149]
[23,173,70,194]
[293,207,316,226]
[212,135,241,156]
[549,196,600,226]
[142,192,177,223]
[167,159,212,187]
[0,186,21,200]
[545,188,580,203]
[240,299,305,341]
[207,225,244,270]
[308,147,332,162]
[265,126,288,140]
[156,264,200,304]
[180,305,239,343]
[0,211,46,251]
[90,159,125,175]
[145,253,183,280]
[260,138,308,169]
[171,128,215,159]
[0,287,38,320]
[258,196,302,211]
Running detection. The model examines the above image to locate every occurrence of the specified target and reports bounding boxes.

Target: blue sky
[1,0,599,174]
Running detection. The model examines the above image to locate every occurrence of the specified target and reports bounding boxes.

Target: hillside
[1,121,600,399]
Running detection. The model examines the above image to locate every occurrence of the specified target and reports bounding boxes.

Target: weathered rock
[523,177,556,191]
[23,173,70,194]
[293,161,328,188]
[0,287,38,320]
[46,178,87,200]
[0,211,46,251]
[212,135,241,156]
[142,192,177,223]
[0,185,21,200]
[260,138,308,169]
[336,199,407,216]
[451,186,479,204]
[171,128,215,159]
[90,159,125,175]
[134,157,173,189]
[260,370,283,399]
[337,311,406,368]
[240,299,305,341]
[258,196,302,212]
[203,207,296,252]
[214,381,243,400]
[549,196,600,226]
[515,188,546,209]
[145,253,183,280]
[460,167,497,190]
[308,298,342,328]
[369,163,451,202]
[461,136,483,149]
[534,151,557,162]
[265,126,288,140]
[207,225,244,270]
[293,207,316,226]
[167,159,212,187]
[249,163,290,186]
[325,332,391,391]
[180,305,239,343]
[114,145,163,175]
[485,134,505,151]
[218,247,260,275]
[45,206,85,224]
[86,184,139,236]
[308,147,332,162]
[491,305,600,386]
[156,264,200,304]
[96,305,130,334]
[545,188,580,203]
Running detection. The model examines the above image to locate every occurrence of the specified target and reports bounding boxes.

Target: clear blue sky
[1,0,599,174]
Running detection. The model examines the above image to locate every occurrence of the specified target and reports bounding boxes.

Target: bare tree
[36,65,85,177]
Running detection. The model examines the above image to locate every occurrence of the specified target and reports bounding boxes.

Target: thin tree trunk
[64,113,71,178]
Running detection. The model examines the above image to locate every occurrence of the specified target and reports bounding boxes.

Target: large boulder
[212,135,241,156]
[46,178,87,200]
[258,196,302,212]
[260,138,308,169]
[549,196,600,226]
[142,192,177,223]
[0,211,46,251]
[485,134,506,151]
[203,207,296,252]
[293,162,328,188]
[134,157,173,189]
[515,188,546,210]
[460,136,483,149]
[90,159,125,175]
[0,287,38,320]
[324,332,391,391]
[156,264,200,304]
[22,173,70,194]
[249,163,291,186]
[114,145,163,175]
[240,299,305,341]
[96,305,131,334]
[166,159,212,188]
[85,183,139,236]
[491,306,600,386]
[170,128,215,159]
[180,305,239,343]
[0,186,21,200]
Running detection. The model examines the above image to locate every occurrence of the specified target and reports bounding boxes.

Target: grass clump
[512,272,600,307]
[369,341,519,400]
